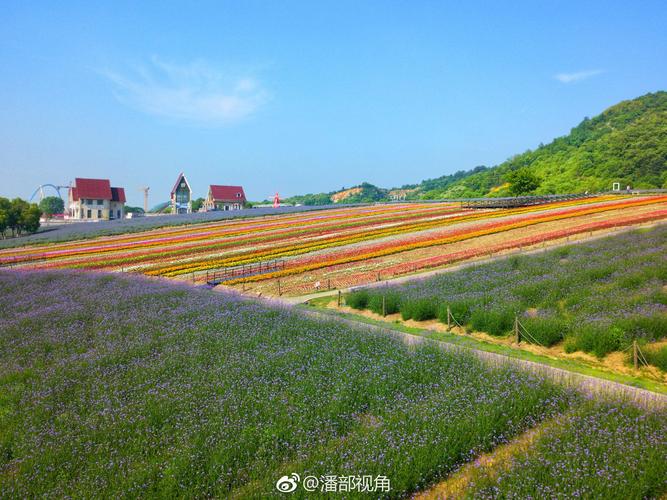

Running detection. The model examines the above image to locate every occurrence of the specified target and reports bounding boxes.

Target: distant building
[204,185,246,211]
[170,173,192,214]
[68,178,126,220]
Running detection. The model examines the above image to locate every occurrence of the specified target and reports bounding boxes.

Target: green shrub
[400,301,413,320]
[346,290,369,310]
[571,325,625,357]
[618,314,667,341]
[515,283,545,307]
[437,299,475,326]
[367,292,402,315]
[642,344,667,371]
[563,336,577,353]
[520,317,569,347]
[470,308,515,336]
[400,298,438,321]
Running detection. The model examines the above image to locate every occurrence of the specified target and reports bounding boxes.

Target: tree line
[0,197,42,238]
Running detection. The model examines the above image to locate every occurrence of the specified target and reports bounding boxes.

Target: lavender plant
[0,270,571,498]
[467,401,667,499]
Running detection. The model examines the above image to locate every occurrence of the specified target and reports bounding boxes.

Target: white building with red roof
[68,178,126,220]
[204,185,246,211]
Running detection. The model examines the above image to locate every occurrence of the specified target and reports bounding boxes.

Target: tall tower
[139,187,150,213]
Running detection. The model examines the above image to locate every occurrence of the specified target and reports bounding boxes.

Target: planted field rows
[344,225,667,378]
[1,195,666,297]
[0,271,665,498]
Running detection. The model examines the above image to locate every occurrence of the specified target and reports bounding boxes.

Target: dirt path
[412,417,556,499]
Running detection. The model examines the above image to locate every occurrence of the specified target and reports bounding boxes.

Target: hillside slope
[427,91,667,198]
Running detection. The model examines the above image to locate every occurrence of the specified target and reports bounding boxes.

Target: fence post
[206,270,209,283]
[514,314,520,343]
[377,272,381,282]
[633,340,638,369]
[327,278,331,290]
[382,295,386,317]
[337,290,342,307]
[277,279,281,296]
[447,306,451,331]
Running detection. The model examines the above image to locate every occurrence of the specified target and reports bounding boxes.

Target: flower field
[346,224,667,373]
[1,195,666,297]
[0,270,665,498]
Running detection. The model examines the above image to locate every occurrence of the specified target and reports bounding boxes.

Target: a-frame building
[170,172,192,214]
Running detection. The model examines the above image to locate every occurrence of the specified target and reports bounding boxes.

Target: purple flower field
[0,270,665,498]
[349,225,667,358]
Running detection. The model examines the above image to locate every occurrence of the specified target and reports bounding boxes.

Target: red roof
[72,178,112,200]
[111,187,126,203]
[209,185,246,202]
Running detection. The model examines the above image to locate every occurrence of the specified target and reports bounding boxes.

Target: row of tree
[0,197,42,238]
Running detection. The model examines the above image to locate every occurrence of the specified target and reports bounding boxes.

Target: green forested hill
[416,91,667,198]
[283,92,667,204]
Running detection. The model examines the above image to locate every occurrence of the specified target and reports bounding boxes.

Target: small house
[204,185,246,211]
[68,178,126,220]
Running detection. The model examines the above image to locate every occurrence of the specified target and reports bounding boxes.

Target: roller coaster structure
[29,184,70,202]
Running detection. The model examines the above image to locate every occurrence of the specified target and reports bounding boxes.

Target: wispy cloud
[554,69,603,84]
[101,58,268,125]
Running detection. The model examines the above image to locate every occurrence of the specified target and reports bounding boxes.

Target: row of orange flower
[221,196,667,285]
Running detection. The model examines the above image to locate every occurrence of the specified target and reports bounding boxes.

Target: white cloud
[554,69,603,84]
[101,58,268,125]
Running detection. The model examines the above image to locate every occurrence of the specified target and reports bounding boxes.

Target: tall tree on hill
[506,168,542,196]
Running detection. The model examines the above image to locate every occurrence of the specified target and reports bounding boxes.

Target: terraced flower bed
[2,196,665,298]
[1,271,665,498]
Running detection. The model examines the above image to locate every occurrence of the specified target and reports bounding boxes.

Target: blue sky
[1,1,666,205]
